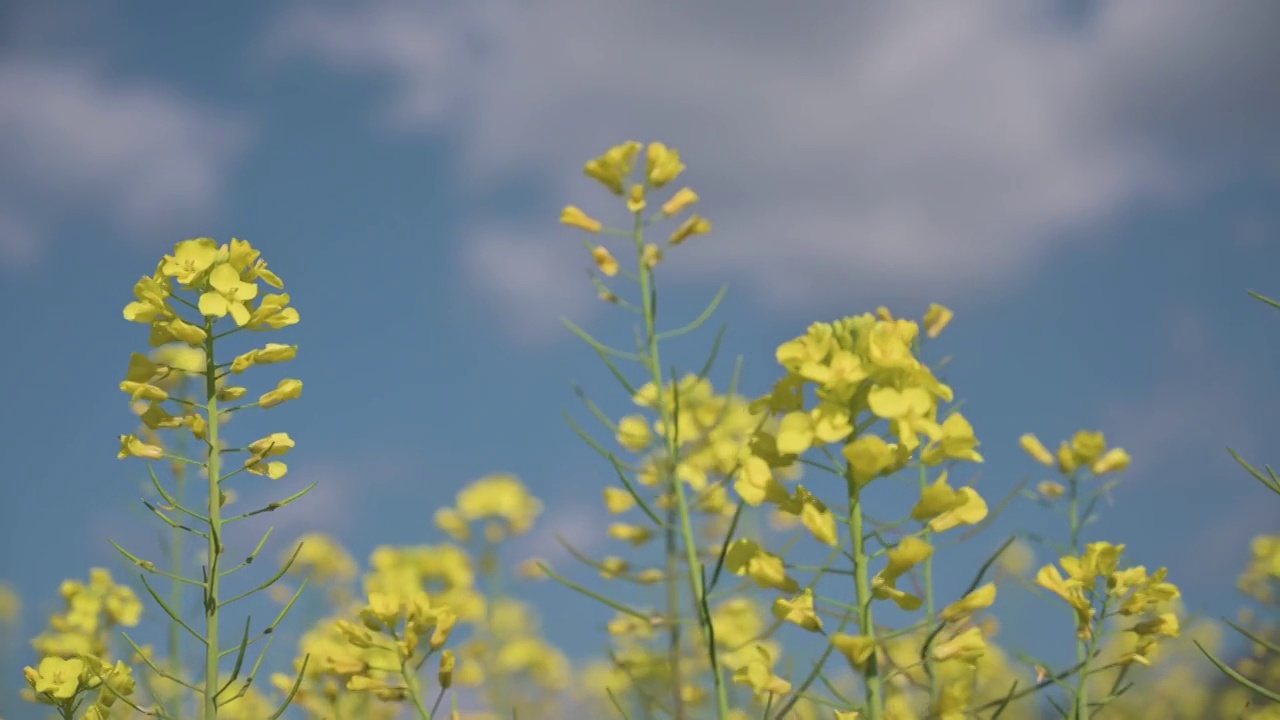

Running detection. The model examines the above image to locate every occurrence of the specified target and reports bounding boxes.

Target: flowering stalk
[201,324,223,720]
[112,237,310,720]
[845,469,884,720]
[1066,472,1089,719]
[634,206,729,720]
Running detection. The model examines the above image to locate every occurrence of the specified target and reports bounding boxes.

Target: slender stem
[918,463,937,706]
[403,656,433,720]
[203,322,223,720]
[1069,475,1088,720]
[634,211,729,719]
[170,437,188,689]
[663,505,685,719]
[847,470,884,720]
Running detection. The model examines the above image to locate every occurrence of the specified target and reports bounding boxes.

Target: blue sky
[1,0,1277,716]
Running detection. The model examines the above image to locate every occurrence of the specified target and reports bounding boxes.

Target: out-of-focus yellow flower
[560,205,602,233]
[118,434,163,460]
[584,141,642,195]
[259,378,303,408]
[772,589,823,632]
[661,187,698,216]
[1019,433,1056,466]
[669,215,711,245]
[1038,480,1066,499]
[645,142,685,187]
[923,303,954,338]
[591,246,618,277]
[941,583,997,622]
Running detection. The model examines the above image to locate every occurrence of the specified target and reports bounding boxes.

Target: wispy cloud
[270,0,1279,335]
[0,56,248,268]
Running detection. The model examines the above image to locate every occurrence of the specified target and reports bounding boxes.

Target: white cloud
[272,0,1280,334]
[0,57,248,267]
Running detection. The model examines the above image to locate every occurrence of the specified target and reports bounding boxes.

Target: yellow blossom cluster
[435,473,544,544]
[117,237,302,466]
[1240,534,1280,603]
[23,569,142,718]
[560,141,711,296]
[1036,541,1181,660]
[1020,430,1131,477]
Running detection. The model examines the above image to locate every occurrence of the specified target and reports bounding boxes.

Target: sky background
[1,0,1278,717]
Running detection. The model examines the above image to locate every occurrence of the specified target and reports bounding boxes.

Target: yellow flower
[435,507,470,541]
[661,187,698,216]
[645,142,685,187]
[199,263,259,326]
[831,634,877,670]
[922,303,954,338]
[928,487,987,533]
[873,537,933,609]
[118,434,163,460]
[941,583,997,622]
[724,539,799,593]
[592,246,619,277]
[560,205,602,232]
[0,582,21,624]
[123,275,172,323]
[247,293,300,329]
[584,141,642,195]
[731,644,791,697]
[1091,447,1131,475]
[26,656,86,700]
[616,417,653,452]
[626,184,646,213]
[152,316,207,346]
[1069,430,1107,466]
[932,627,986,665]
[258,378,303,408]
[602,487,635,514]
[1019,433,1055,466]
[231,343,297,373]
[247,258,283,288]
[669,215,711,245]
[843,434,896,486]
[119,380,168,403]
[1037,480,1065,499]
[772,589,822,632]
[920,411,983,465]
[641,242,662,269]
[247,432,294,458]
[161,238,218,286]
[455,473,543,536]
[439,650,456,689]
[607,523,653,546]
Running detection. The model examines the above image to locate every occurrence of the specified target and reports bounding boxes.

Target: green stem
[170,440,188,688]
[663,505,686,719]
[847,470,883,720]
[203,323,223,720]
[1068,474,1088,720]
[406,667,433,719]
[634,212,729,720]
[918,463,937,707]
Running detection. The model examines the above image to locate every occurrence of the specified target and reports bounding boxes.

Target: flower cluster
[117,238,301,464]
[23,569,142,717]
[1037,541,1181,661]
[561,141,711,299]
